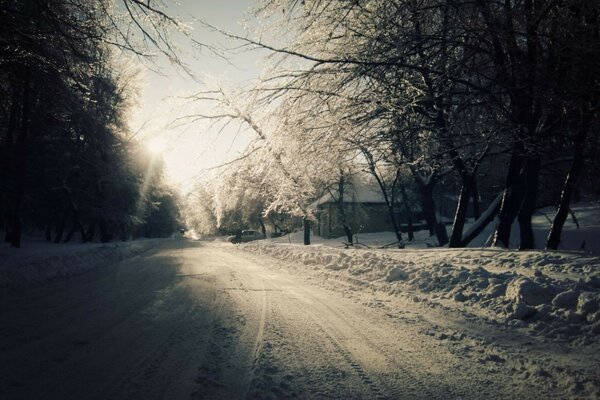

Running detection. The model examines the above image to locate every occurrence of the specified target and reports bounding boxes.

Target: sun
[147,137,167,155]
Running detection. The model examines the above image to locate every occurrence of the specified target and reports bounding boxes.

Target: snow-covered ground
[241,241,600,342]
[2,204,599,398]
[0,238,163,289]
[236,204,600,344]
[224,203,600,397]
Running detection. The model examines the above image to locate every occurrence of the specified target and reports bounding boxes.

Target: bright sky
[129,1,266,193]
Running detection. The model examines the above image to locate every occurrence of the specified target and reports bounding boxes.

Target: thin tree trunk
[9,74,32,248]
[492,147,525,248]
[460,193,502,247]
[2,89,20,244]
[471,179,480,219]
[547,120,590,249]
[84,221,96,242]
[337,174,353,244]
[399,185,414,241]
[449,176,473,247]
[53,210,69,243]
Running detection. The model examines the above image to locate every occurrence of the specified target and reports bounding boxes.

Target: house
[311,180,423,238]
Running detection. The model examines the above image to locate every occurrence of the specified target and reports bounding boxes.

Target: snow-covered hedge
[241,242,600,343]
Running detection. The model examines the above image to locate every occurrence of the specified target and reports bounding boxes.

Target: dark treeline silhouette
[0,0,182,247]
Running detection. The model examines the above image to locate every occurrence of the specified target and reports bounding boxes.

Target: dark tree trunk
[418,179,447,245]
[406,214,414,242]
[53,210,69,243]
[2,89,20,244]
[460,194,502,247]
[63,223,78,243]
[99,218,112,243]
[388,208,403,246]
[399,184,414,241]
[258,217,267,238]
[303,218,311,245]
[9,75,32,248]
[84,222,96,243]
[471,179,480,220]
[492,147,525,248]
[420,183,436,236]
[435,222,449,246]
[449,176,473,247]
[547,119,590,250]
[517,157,541,250]
[336,174,353,244]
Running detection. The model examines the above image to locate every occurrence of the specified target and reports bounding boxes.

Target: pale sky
[129,1,266,192]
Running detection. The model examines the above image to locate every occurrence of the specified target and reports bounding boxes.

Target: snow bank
[269,202,600,254]
[240,241,600,345]
[0,239,161,289]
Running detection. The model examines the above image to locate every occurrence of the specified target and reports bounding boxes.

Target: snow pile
[267,202,600,254]
[0,239,161,289]
[241,242,600,344]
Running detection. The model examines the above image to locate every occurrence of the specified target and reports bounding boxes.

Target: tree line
[0,0,185,247]
[187,0,600,250]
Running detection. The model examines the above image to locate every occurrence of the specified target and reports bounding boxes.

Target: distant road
[0,240,568,399]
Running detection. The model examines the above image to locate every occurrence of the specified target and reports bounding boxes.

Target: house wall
[316,203,423,239]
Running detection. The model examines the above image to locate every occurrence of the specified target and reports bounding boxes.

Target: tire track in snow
[309,320,390,400]
[285,284,444,400]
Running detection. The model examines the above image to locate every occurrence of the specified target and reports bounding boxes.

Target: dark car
[227,229,264,244]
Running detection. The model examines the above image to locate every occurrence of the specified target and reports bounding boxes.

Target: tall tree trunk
[84,221,96,243]
[63,223,78,243]
[303,218,311,245]
[258,217,267,238]
[399,185,414,241]
[418,179,447,245]
[9,74,32,248]
[471,179,480,219]
[435,222,449,246]
[2,91,19,244]
[547,119,591,249]
[53,210,69,243]
[337,174,353,244]
[420,182,436,236]
[449,176,473,247]
[492,147,525,248]
[517,157,541,250]
[460,193,502,247]
[99,217,112,243]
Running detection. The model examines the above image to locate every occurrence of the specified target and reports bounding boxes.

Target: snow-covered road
[0,240,595,399]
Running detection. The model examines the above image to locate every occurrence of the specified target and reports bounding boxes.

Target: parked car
[228,229,264,244]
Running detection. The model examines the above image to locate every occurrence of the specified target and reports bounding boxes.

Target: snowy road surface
[0,240,591,399]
